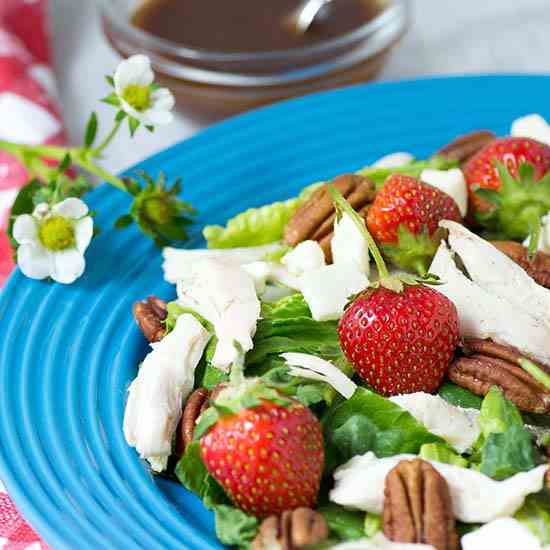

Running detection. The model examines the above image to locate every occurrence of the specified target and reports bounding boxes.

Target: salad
[124,113,550,550]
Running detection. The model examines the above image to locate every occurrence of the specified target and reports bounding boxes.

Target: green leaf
[105,75,115,87]
[128,116,140,137]
[57,153,72,174]
[318,504,366,541]
[476,387,536,480]
[419,443,469,467]
[364,513,381,538]
[101,92,120,107]
[114,214,133,229]
[438,382,483,410]
[515,492,550,544]
[193,407,220,440]
[202,182,321,249]
[323,387,446,471]
[115,110,127,122]
[331,415,376,463]
[6,179,43,250]
[174,442,228,508]
[84,112,98,148]
[213,505,258,548]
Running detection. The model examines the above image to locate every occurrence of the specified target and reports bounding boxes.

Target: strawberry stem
[328,185,389,279]
[518,358,550,390]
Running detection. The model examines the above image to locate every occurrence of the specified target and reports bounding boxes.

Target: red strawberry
[200,399,324,518]
[463,137,550,240]
[339,285,459,396]
[367,174,462,275]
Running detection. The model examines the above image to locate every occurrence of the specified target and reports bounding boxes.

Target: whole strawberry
[200,397,324,518]
[367,174,462,275]
[463,137,550,239]
[339,285,459,396]
[330,185,460,396]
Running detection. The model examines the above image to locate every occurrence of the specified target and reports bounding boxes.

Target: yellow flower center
[122,84,151,112]
[38,216,75,251]
[144,197,172,225]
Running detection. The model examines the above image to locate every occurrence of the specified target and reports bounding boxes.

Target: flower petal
[114,55,154,94]
[17,243,52,280]
[119,99,145,123]
[13,214,37,245]
[52,198,89,219]
[151,88,175,112]
[74,217,94,254]
[51,249,85,284]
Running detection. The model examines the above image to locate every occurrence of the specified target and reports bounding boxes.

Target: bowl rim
[97,0,410,63]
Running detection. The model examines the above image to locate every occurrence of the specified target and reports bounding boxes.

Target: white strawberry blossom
[114,55,175,126]
[13,198,93,284]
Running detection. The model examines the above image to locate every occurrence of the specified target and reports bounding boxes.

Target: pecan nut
[252,508,328,550]
[132,296,167,342]
[435,130,496,164]
[284,174,375,262]
[491,240,550,289]
[383,459,458,550]
[448,338,550,413]
[178,384,227,454]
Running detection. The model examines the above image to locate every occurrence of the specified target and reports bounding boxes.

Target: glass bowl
[97,0,410,123]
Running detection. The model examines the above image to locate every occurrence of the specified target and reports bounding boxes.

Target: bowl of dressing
[98,0,410,122]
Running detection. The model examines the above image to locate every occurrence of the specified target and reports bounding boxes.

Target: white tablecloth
[51,0,550,174]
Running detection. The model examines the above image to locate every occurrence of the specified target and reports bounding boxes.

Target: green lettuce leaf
[357,157,459,190]
[438,382,483,410]
[364,513,382,538]
[213,505,258,549]
[247,295,341,365]
[515,492,550,544]
[323,387,446,471]
[203,183,321,249]
[318,504,366,541]
[476,387,536,480]
[419,443,469,468]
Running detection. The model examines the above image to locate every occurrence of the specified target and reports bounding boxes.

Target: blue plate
[1,76,549,549]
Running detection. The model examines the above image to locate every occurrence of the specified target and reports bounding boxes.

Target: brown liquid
[132,0,383,52]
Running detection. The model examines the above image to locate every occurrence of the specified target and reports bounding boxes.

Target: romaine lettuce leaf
[476,387,536,480]
[203,183,321,249]
[318,504,366,541]
[213,505,258,549]
[515,492,550,544]
[438,382,483,410]
[419,442,469,468]
[323,387,446,471]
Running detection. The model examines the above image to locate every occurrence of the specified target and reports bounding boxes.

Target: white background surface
[51,0,550,174]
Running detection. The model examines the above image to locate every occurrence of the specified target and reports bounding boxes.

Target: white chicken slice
[430,240,550,365]
[123,314,210,471]
[389,393,480,453]
[177,258,261,371]
[461,518,542,550]
[331,211,370,275]
[162,242,283,284]
[330,452,548,524]
[440,221,550,328]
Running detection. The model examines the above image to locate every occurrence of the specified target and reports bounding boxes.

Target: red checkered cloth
[0,1,62,547]
[0,0,67,287]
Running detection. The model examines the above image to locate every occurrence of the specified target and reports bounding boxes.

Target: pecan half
[448,338,550,413]
[435,130,496,164]
[284,174,375,262]
[383,459,458,550]
[491,240,550,289]
[252,508,328,550]
[133,296,168,342]
[178,384,227,454]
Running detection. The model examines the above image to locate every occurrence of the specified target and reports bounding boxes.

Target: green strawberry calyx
[328,185,441,293]
[474,161,550,242]
[194,352,292,439]
[381,225,446,276]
